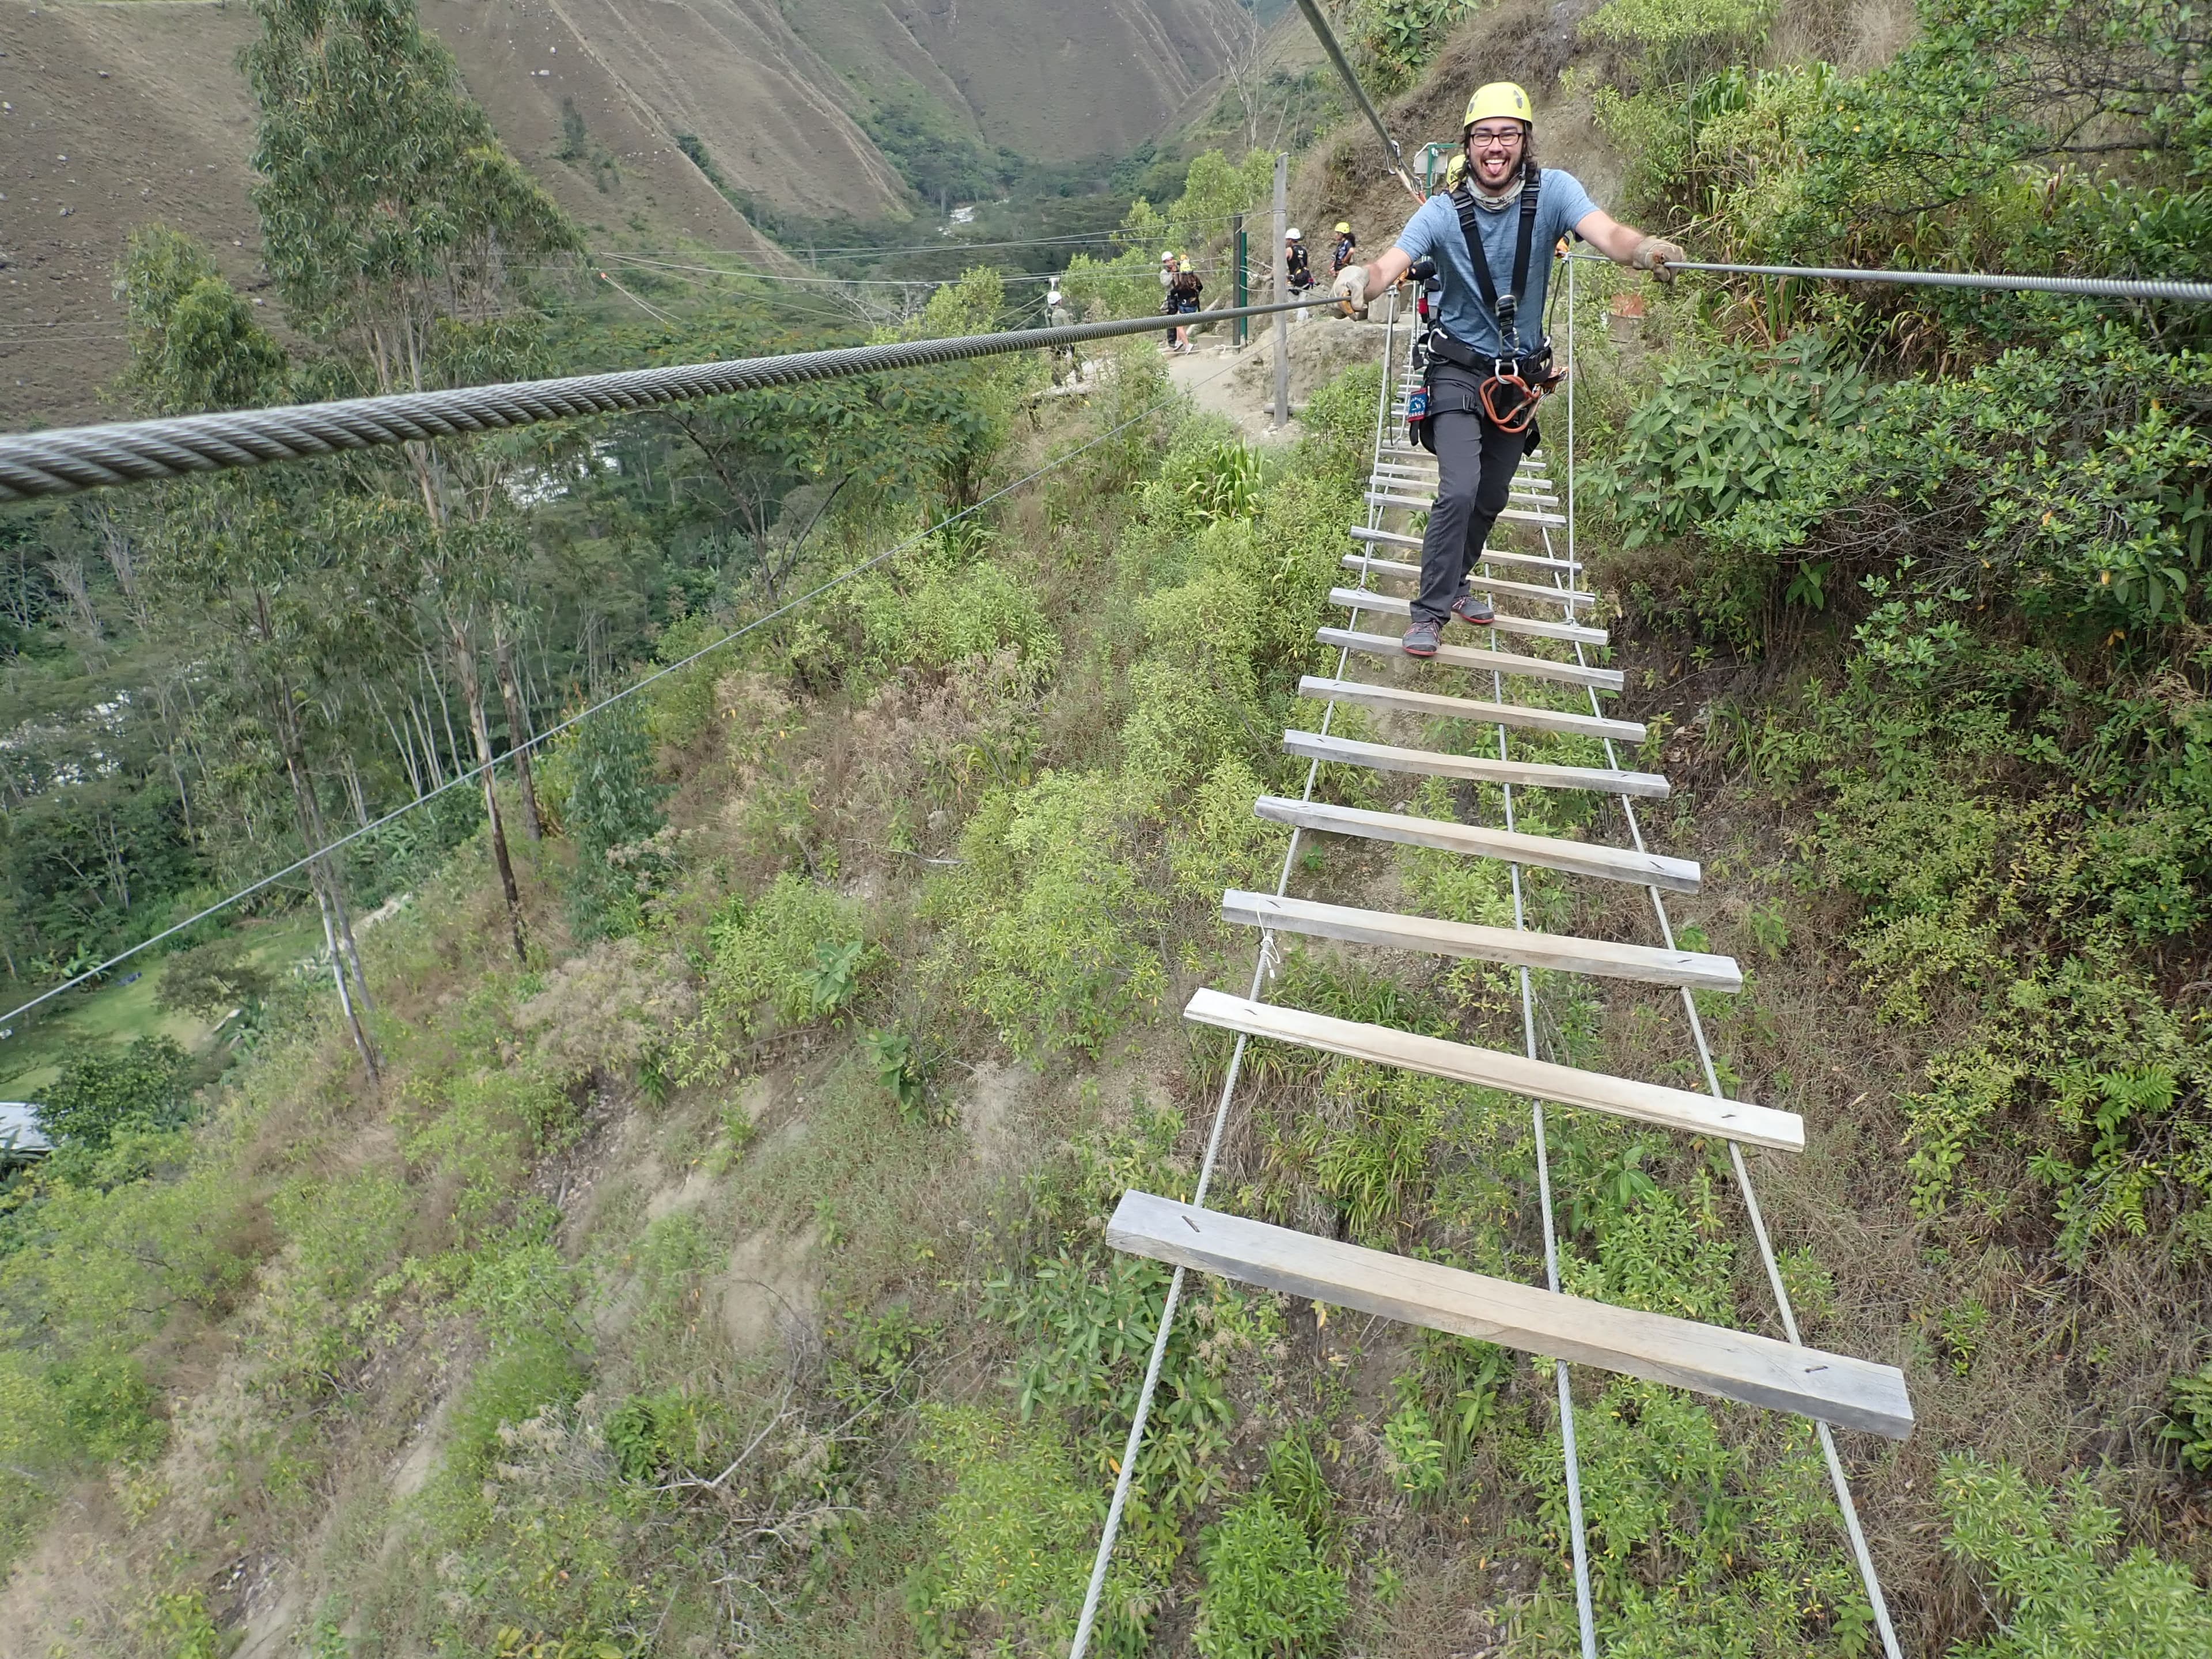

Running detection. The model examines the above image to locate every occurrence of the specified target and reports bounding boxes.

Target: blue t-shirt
[1393,168,1598,357]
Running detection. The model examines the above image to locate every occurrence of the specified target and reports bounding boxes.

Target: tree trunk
[312,878,380,1087]
[451,623,528,965]
[493,623,542,840]
[280,737,381,1078]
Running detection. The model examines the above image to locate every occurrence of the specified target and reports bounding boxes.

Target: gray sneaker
[1402,620,1441,657]
[1452,590,1497,626]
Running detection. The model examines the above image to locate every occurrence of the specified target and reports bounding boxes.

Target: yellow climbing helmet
[1463,81,1534,132]
[1334,221,1351,234]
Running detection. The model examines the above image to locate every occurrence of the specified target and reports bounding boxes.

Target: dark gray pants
[1414,363,1532,626]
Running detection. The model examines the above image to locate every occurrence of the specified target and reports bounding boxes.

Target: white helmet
[1047,289,1063,305]
[1286,228,1302,241]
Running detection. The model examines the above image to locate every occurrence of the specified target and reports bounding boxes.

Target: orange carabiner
[1479,369,1543,433]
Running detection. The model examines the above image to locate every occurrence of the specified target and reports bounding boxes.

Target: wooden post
[1232,215,1248,348]
[1272,153,1289,428]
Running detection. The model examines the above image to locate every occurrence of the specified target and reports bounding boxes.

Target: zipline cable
[0,299,1312,502]
[1290,0,1425,202]
[0,356,1231,1030]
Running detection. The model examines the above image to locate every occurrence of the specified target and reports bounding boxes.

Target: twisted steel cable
[0,300,1312,502]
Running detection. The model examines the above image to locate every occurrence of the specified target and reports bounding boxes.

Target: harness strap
[1452,165,1542,356]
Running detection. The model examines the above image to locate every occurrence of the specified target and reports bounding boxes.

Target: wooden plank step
[1253,796,1699,892]
[1329,588,1606,648]
[1108,1191,1912,1437]
[1300,675,1644,743]
[1317,627,1622,692]
[1373,463,1555,495]
[1340,555,1594,609]
[1185,988,1789,1147]
[1221,889,1740,989]
[1368,490,1569,529]
[1384,445,1547,470]
[1284,729,1670,798]
[1349,527,1576,575]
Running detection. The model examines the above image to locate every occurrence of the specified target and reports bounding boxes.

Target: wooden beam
[1283,729,1670,798]
[1107,1192,1912,1438]
[1350,525,1575,574]
[1300,675,1646,744]
[1340,555,1595,609]
[1368,491,1567,528]
[1316,628,1623,692]
[1253,796,1700,892]
[1185,988,1794,1148]
[1330,588,1607,648]
[1221,889,1742,990]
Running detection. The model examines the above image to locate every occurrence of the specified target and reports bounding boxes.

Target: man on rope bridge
[1350,80,1685,656]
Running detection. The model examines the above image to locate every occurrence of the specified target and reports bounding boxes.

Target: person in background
[1047,287,1078,383]
[1158,250,1180,350]
[1331,220,1358,276]
[1168,256,1204,354]
[1351,81,1685,657]
[1285,228,1314,320]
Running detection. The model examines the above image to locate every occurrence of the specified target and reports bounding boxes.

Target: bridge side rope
[0,357,1249,1031]
[0,300,1314,502]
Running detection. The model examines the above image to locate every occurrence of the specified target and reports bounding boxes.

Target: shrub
[36,1037,192,1153]
[912,1405,1140,1652]
[1941,1453,2212,1656]
[154,935,272,1021]
[513,935,697,1086]
[545,697,667,941]
[1194,1491,1350,1659]
[699,874,866,1036]
[936,771,1165,1057]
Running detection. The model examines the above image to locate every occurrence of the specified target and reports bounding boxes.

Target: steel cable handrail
[1574,251,2212,304]
[0,300,1315,502]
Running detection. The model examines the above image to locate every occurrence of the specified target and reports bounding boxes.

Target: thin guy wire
[0,363,1222,1031]
[1546,255,1905,1658]
[1066,293,1404,1659]
[0,299,1313,501]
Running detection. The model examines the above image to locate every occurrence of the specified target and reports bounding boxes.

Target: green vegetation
[8,0,2212,1653]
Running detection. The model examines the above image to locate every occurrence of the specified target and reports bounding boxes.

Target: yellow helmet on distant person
[1463,81,1533,132]
[1444,153,1467,190]
[1334,221,1351,234]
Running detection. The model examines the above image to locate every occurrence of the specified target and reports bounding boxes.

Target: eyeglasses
[1468,126,1524,146]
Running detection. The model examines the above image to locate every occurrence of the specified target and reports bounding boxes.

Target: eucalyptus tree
[114,228,397,1078]
[243,0,583,963]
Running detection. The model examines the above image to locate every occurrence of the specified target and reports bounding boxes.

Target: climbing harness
[1421,165,1560,437]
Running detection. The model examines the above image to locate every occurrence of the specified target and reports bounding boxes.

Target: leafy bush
[36,1037,192,1153]
[691,873,868,1048]
[544,697,667,941]
[1194,1491,1350,1658]
[866,555,1062,673]
[936,771,1164,1057]
[154,935,272,1021]
[2160,1361,2212,1472]
[513,935,697,1086]
[1941,1453,2212,1656]
[912,1405,1131,1653]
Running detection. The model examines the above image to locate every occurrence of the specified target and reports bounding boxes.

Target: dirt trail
[1164,313,1394,442]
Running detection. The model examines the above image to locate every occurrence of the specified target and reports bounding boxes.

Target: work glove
[1632,236,1688,283]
